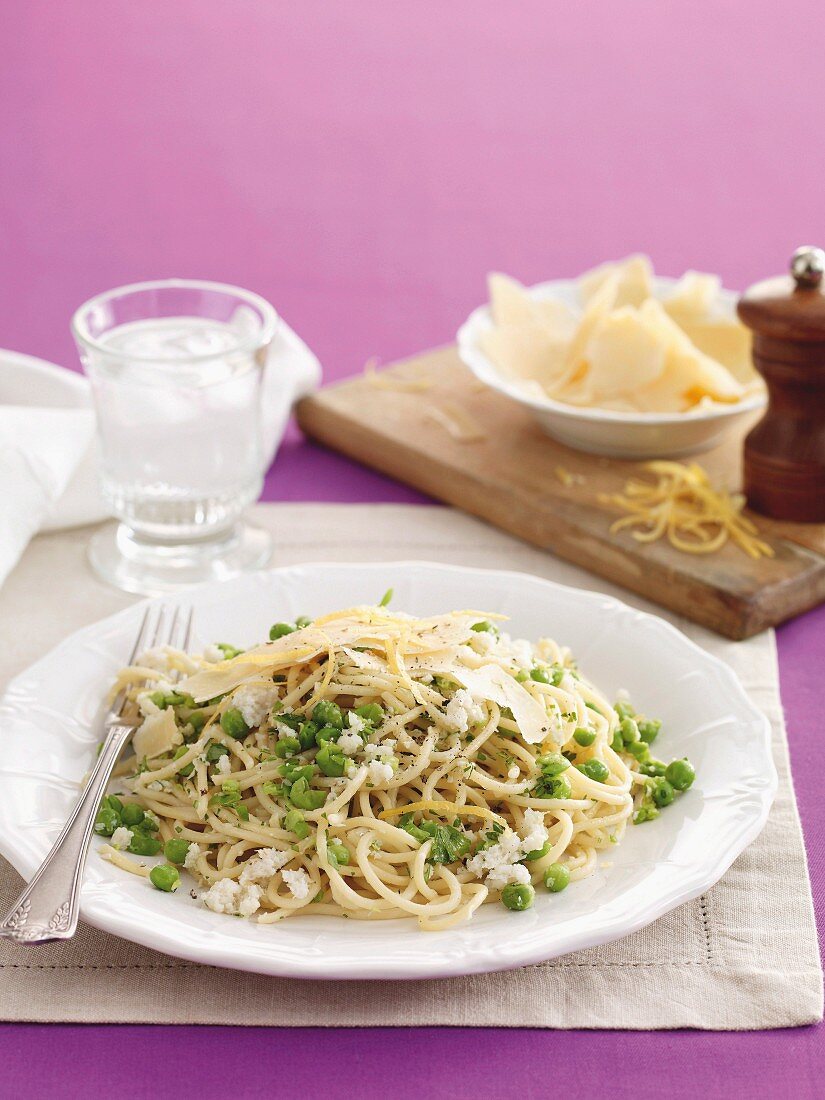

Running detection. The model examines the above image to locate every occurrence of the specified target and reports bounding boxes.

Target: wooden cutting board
[296,346,825,638]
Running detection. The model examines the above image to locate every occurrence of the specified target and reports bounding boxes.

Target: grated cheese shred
[600,461,774,560]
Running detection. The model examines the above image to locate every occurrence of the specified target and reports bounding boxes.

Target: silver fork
[0,603,193,945]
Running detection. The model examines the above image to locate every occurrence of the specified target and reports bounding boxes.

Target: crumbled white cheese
[203,877,240,914]
[337,731,362,756]
[368,760,394,785]
[136,646,175,673]
[239,847,290,885]
[465,811,549,890]
[110,826,133,850]
[215,754,232,776]
[232,683,280,728]
[348,711,367,734]
[444,689,485,734]
[202,643,225,664]
[184,842,201,870]
[202,877,262,918]
[275,721,300,741]
[507,765,520,780]
[486,861,532,891]
[282,868,311,900]
[519,808,549,855]
[327,812,345,826]
[470,629,497,654]
[237,883,262,917]
[466,829,522,879]
[363,738,397,760]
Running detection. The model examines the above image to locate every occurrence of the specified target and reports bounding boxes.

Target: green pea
[205,741,227,763]
[538,752,570,777]
[314,724,342,746]
[297,721,319,751]
[650,777,675,807]
[277,712,304,732]
[354,703,384,725]
[522,839,551,862]
[633,802,660,824]
[638,718,662,744]
[104,795,123,814]
[327,839,351,867]
[576,759,610,783]
[94,807,120,837]
[295,615,312,629]
[220,707,250,740]
[619,717,640,744]
[610,730,625,753]
[530,666,564,686]
[627,741,651,763]
[149,864,180,892]
[284,808,309,839]
[278,762,317,784]
[312,700,344,729]
[188,708,207,734]
[173,745,194,776]
[471,620,496,634]
[544,862,570,892]
[614,701,635,720]
[515,669,530,682]
[273,736,301,759]
[215,642,243,659]
[164,838,190,865]
[316,744,346,777]
[536,774,572,800]
[640,759,667,777]
[128,833,162,856]
[573,728,596,747]
[501,883,535,911]
[121,803,145,828]
[269,622,296,640]
[288,777,326,811]
[665,758,695,791]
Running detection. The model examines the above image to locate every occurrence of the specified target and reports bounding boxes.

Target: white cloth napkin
[0,323,321,588]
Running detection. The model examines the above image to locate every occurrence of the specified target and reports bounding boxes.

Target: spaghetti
[96,604,694,930]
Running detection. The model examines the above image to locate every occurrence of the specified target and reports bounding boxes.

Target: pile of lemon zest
[379,800,506,826]
[600,461,774,560]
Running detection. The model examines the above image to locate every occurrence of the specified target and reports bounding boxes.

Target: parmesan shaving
[600,461,775,560]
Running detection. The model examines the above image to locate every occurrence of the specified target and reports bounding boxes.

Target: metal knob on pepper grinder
[737,246,825,522]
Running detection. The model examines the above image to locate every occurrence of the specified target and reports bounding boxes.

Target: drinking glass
[72,279,275,594]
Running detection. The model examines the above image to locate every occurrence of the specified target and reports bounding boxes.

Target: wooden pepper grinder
[737,246,825,522]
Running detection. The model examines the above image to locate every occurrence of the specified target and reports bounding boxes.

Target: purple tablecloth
[4,3,825,1094]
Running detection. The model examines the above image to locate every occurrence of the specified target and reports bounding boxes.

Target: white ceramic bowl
[0,562,775,980]
[457,276,766,459]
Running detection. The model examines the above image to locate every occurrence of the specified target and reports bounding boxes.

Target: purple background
[2,3,824,1097]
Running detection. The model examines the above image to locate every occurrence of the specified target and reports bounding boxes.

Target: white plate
[457,276,767,458]
[0,562,775,979]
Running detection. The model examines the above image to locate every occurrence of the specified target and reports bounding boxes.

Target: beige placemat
[0,504,820,1029]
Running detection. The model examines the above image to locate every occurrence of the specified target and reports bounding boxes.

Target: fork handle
[0,724,134,944]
